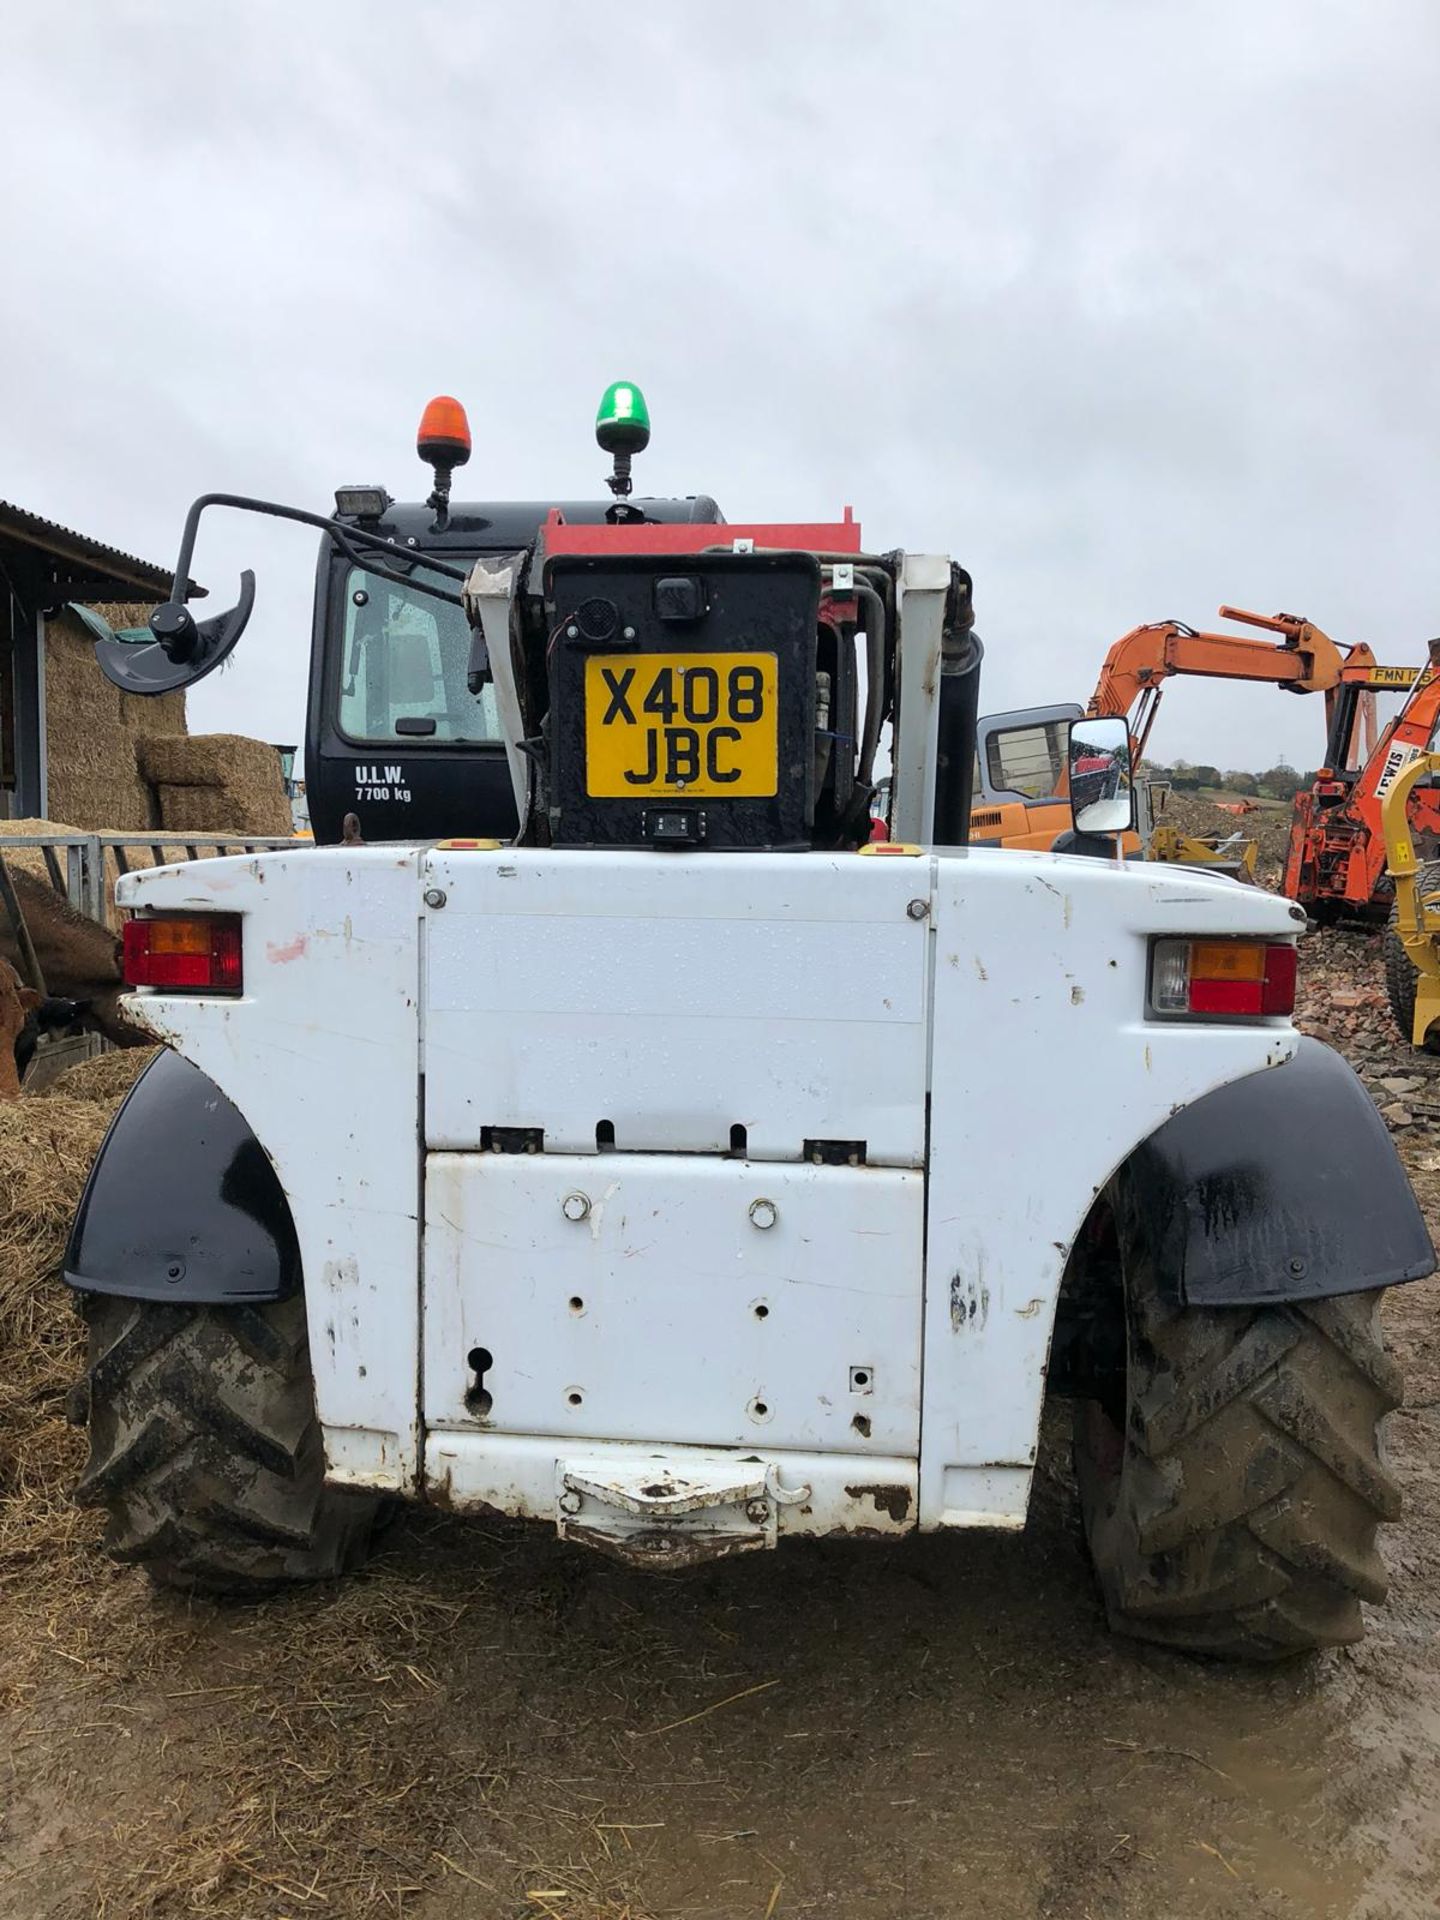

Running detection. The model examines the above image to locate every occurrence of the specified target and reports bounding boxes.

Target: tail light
[123,915,243,993]
[1150,938,1296,1018]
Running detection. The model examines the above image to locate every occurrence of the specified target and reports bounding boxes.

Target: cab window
[338,565,502,745]
[985,718,1070,800]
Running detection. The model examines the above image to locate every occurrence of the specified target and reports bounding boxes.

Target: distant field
[1192,786,1291,812]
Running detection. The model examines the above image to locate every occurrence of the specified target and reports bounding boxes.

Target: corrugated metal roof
[0,499,204,600]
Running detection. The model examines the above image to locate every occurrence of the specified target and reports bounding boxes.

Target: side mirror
[1068,717,1135,837]
[93,573,255,695]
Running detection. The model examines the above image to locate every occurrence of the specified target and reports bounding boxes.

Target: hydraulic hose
[932,629,984,845]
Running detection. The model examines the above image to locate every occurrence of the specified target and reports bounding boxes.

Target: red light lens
[1261,941,1298,1015]
[1189,976,1264,1015]
[123,916,243,993]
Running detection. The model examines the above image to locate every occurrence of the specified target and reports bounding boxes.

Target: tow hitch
[555,1458,811,1569]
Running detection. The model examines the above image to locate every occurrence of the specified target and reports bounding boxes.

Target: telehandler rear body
[66,391,1433,1659]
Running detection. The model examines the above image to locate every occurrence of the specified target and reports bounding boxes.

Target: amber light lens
[1189,940,1265,981]
[123,916,243,992]
[416,394,471,463]
[1151,938,1297,1018]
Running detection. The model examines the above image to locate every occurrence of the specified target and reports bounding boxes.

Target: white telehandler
[66,387,1432,1659]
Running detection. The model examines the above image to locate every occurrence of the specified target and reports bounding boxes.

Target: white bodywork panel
[113,849,423,1490]
[921,857,1293,1525]
[424,1154,923,1450]
[116,843,1299,1541]
[423,850,930,1163]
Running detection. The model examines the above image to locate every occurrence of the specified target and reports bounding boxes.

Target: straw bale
[153,784,233,833]
[42,608,186,831]
[87,600,163,635]
[155,780,293,836]
[137,732,278,789]
[139,733,294,837]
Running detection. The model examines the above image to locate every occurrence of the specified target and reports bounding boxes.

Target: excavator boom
[1088,608,1347,763]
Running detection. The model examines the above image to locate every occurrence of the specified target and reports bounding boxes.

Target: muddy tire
[1075,1214,1403,1660]
[1384,860,1440,1051]
[74,1293,379,1596]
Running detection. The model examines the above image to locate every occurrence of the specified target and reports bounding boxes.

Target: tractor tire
[1384,859,1440,1052]
[74,1293,380,1597]
[1074,1230,1403,1660]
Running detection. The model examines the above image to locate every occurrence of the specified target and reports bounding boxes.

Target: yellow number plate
[1367,664,1428,690]
[584,652,778,798]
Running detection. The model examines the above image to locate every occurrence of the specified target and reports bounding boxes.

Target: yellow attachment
[1381,750,1440,1046]
[1147,823,1259,881]
[858,841,923,856]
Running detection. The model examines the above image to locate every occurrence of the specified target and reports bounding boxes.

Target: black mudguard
[64,1050,299,1304]
[1120,1037,1435,1305]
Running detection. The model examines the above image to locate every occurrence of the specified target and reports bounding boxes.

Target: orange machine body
[1283,648,1440,917]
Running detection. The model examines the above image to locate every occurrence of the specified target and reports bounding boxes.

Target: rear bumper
[416,1432,919,1561]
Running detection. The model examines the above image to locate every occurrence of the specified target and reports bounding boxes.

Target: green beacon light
[596,381,650,498]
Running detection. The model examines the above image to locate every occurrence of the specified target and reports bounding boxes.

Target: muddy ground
[2,930,1439,1919]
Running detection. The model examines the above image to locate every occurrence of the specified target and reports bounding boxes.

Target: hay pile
[0,1053,151,1599]
[43,605,186,830]
[138,733,293,837]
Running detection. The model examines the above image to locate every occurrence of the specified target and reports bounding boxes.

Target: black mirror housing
[94,572,255,695]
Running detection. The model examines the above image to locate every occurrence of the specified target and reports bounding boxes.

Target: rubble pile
[1153,791,1294,881]
[1296,921,1439,1130]
[1159,792,1251,841]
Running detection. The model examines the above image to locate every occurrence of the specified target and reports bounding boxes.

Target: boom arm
[1087,607,1348,764]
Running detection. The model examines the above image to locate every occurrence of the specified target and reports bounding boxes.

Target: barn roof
[0,500,204,602]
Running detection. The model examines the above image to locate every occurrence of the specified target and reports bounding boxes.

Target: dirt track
[3,935,1440,1919]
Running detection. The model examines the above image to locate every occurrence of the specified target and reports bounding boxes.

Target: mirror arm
[97,494,478,698]
[162,495,469,655]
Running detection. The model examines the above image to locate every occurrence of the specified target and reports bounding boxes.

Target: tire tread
[1077,1216,1401,1660]
[75,1293,377,1595]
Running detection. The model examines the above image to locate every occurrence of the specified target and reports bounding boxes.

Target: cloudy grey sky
[3,1,1438,775]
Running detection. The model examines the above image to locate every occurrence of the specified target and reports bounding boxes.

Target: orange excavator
[972,607,1440,915]
[1284,643,1440,918]
[970,606,1360,854]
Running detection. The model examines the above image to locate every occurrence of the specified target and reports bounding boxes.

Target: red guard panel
[539,506,861,558]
